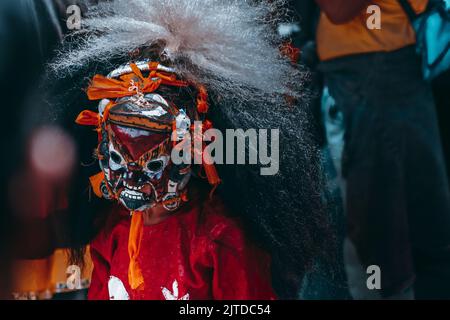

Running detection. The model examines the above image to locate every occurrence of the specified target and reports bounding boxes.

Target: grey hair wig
[50,0,308,105]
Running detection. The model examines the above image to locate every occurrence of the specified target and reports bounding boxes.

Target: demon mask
[76,61,219,213]
[99,94,191,211]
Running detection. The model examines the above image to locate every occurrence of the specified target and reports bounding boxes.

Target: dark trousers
[320,46,450,298]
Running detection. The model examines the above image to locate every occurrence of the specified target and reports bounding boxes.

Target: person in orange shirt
[315,0,450,299]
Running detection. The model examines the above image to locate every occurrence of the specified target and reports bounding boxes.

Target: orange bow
[87,62,189,101]
[75,110,101,126]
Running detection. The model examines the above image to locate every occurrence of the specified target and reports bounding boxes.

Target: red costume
[88,199,275,300]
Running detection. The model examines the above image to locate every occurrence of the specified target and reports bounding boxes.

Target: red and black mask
[76,61,219,213]
[97,93,191,212]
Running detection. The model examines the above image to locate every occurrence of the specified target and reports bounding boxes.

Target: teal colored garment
[400,0,450,80]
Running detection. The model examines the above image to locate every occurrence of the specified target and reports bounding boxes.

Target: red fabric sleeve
[87,243,110,300]
[208,222,276,300]
[88,206,124,300]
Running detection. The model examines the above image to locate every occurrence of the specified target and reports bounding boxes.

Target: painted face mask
[98,94,191,212]
[76,61,219,213]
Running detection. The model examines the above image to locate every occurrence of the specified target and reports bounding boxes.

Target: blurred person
[0,0,97,299]
[315,0,450,299]
[0,0,64,298]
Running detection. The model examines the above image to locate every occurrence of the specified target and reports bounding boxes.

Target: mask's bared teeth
[123,181,143,191]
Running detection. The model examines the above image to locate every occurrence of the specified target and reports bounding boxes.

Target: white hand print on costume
[108,276,130,300]
[161,280,190,300]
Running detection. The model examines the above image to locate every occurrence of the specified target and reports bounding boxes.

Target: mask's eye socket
[108,144,126,171]
[144,156,169,178]
[146,160,164,172]
[110,151,122,164]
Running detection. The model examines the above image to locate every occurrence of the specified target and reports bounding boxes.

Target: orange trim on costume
[89,172,105,198]
[196,85,209,114]
[101,101,115,124]
[200,119,220,189]
[75,110,100,126]
[203,162,221,198]
[192,118,221,195]
[107,114,173,132]
[128,211,144,290]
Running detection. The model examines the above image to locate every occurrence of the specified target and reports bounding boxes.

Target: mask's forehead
[109,124,169,161]
[107,94,176,133]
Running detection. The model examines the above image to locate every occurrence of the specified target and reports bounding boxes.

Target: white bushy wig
[51,0,306,104]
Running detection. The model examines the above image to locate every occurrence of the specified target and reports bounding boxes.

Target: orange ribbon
[87,63,189,101]
[89,172,105,198]
[192,120,221,196]
[128,211,144,290]
[75,110,100,126]
[196,85,209,114]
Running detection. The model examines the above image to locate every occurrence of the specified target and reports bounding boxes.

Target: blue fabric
[413,0,450,80]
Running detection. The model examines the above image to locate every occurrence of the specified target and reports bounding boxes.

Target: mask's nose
[126,162,140,172]
[123,163,148,185]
